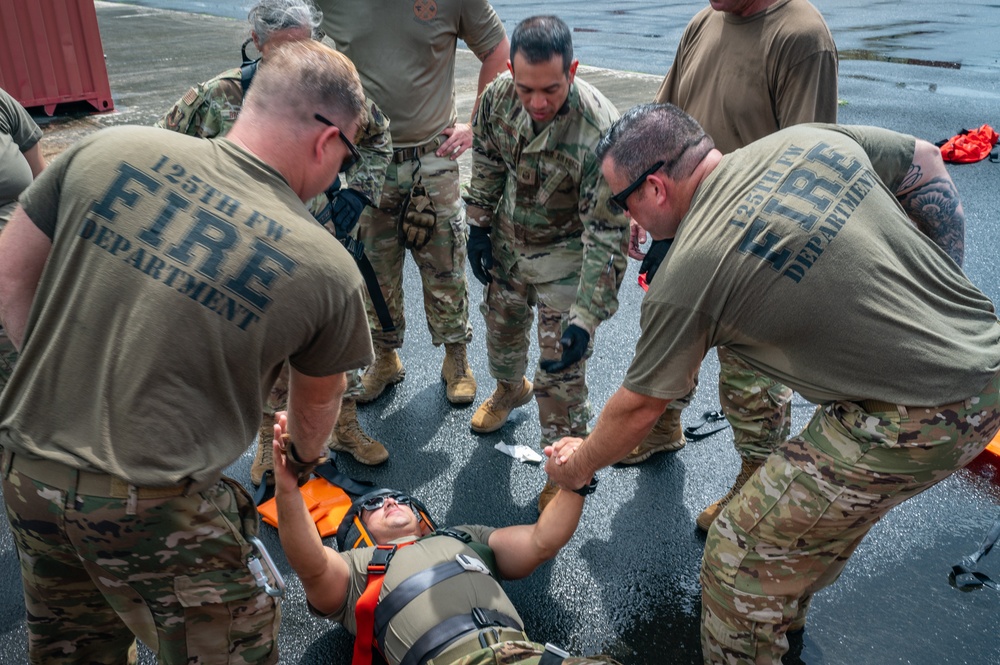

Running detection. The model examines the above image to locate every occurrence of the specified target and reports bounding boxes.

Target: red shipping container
[0,0,114,115]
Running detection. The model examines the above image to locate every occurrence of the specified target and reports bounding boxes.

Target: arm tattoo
[477,43,500,62]
[898,176,965,267]
[898,163,922,190]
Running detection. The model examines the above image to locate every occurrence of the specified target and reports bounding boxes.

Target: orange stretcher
[985,429,1000,460]
[257,477,354,538]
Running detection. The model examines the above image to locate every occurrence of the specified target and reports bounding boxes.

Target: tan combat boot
[250,415,275,486]
[537,480,559,513]
[358,346,405,403]
[328,399,389,465]
[441,343,477,404]
[470,377,534,433]
[696,457,761,531]
[620,408,686,464]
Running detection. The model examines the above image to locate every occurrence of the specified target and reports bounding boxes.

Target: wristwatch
[573,475,599,497]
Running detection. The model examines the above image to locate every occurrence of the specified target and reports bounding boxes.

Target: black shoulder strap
[373,555,501,651]
[313,458,376,497]
[252,455,373,506]
[399,608,522,665]
[240,59,259,96]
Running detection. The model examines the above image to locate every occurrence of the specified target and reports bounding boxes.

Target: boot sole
[441,373,476,405]
[469,388,534,434]
[356,367,406,404]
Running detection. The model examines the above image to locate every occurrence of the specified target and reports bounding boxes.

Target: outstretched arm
[895,139,966,267]
[545,386,669,491]
[487,476,586,580]
[272,413,351,616]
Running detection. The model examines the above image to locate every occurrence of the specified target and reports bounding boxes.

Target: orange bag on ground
[257,476,354,537]
[938,124,998,163]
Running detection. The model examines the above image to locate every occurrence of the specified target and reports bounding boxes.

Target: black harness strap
[240,59,258,96]
[346,239,396,333]
[374,555,496,651]
[312,459,375,498]
[313,202,395,334]
[398,608,522,665]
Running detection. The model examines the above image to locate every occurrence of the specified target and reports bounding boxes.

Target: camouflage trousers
[480,265,592,445]
[439,640,620,665]
[359,146,472,349]
[717,347,793,460]
[700,371,1000,665]
[2,457,280,664]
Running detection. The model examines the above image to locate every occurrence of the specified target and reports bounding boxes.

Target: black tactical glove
[639,237,673,285]
[539,324,590,373]
[314,176,372,240]
[397,178,437,250]
[326,187,370,240]
[467,225,494,284]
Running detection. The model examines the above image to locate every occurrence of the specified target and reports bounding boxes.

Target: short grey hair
[247,0,323,45]
[597,103,714,182]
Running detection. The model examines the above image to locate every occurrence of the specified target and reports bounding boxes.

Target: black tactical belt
[392,137,443,164]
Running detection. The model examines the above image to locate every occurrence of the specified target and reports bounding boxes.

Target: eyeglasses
[607,135,708,214]
[607,160,664,214]
[314,112,362,173]
[360,493,412,513]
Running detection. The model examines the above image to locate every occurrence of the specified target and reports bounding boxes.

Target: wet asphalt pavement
[1,1,1000,663]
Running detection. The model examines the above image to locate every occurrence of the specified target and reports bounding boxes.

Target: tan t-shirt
[625,124,1000,406]
[1,87,42,212]
[0,126,374,485]
[324,527,520,665]
[317,0,506,147]
[655,0,838,154]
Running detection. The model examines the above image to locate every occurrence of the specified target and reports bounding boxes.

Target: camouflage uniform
[441,640,620,665]
[701,372,1000,664]
[2,459,279,664]
[717,347,793,461]
[465,74,628,444]
[158,67,392,408]
[360,149,473,350]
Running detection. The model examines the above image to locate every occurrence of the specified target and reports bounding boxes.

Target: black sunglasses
[608,160,664,214]
[360,493,412,512]
[314,113,362,173]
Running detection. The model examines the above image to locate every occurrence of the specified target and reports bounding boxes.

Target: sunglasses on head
[314,112,362,173]
[360,493,412,512]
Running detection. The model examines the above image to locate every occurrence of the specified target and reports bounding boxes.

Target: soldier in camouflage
[464,16,628,510]
[315,0,511,408]
[157,0,394,473]
[545,104,1000,664]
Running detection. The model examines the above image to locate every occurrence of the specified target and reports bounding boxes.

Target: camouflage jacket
[464,74,629,333]
[156,66,392,205]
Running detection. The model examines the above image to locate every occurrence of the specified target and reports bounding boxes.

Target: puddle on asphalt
[839,48,962,70]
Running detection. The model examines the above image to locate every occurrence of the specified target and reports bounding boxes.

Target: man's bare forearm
[286,370,346,461]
